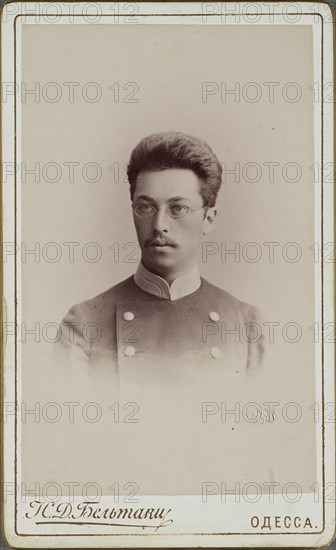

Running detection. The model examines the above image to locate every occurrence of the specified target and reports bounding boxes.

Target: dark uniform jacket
[56,272,265,390]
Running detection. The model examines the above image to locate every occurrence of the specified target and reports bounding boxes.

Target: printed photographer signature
[26,501,173,531]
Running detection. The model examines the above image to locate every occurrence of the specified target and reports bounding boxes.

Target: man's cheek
[135,226,148,246]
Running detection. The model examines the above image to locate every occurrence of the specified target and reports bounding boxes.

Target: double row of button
[121,311,222,359]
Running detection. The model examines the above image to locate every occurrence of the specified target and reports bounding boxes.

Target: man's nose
[152,208,170,232]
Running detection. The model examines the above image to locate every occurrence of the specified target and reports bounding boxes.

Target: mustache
[145,236,177,248]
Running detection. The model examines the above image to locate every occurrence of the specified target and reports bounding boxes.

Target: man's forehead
[135,193,193,204]
[134,168,202,200]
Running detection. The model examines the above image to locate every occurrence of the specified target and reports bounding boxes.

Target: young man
[56,132,264,387]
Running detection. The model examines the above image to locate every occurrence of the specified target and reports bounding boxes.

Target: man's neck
[134,262,201,301]
[141,261,197,286]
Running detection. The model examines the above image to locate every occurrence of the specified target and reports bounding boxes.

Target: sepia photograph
[1,1,335,548]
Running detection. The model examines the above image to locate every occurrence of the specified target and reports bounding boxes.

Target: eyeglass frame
[132,202,208,220]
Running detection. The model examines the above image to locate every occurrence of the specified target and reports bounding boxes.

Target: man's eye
[170,204,188,215]
[138,204,153,213]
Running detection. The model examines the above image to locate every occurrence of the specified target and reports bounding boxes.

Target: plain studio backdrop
[19,23,318,495]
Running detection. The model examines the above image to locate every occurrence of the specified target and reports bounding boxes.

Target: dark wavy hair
[127,131,222,207]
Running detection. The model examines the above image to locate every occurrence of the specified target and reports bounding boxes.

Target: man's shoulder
[63,275,260,324]
[77,276,139,316]
[61,276,139,325]
[200,277,256,319]
[89,275,137,301]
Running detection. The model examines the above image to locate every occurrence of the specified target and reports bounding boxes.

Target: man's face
[132,168,216,280]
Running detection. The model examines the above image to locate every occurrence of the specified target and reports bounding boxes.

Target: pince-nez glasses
[133,203,206,219]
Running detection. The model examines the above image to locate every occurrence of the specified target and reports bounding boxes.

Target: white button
[209,311,220,322]
[210,347,221,359]
[123,311,135,321]
[123,346,135,357]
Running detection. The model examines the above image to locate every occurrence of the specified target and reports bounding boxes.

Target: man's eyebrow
[134,194,156,203]
[167,196,191,203]
[134,195,192,203]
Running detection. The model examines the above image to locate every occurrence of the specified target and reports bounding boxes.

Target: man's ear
[203,207,217,235]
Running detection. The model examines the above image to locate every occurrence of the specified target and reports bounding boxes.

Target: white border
[2,2,334,547]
